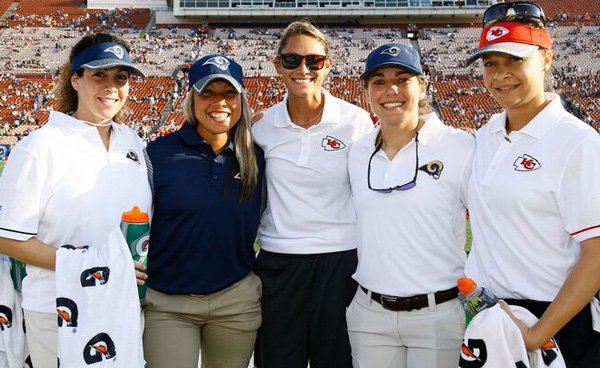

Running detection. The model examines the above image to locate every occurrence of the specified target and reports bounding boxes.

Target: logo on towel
[126,149,141,164]
[56,297,79,331]
[541,338,559,366]
[459,339,487,368]
[83,333,117,364]
[321,135,346,151]
[80,267,111,287]
[0,305,12,330]
[25,356,33,368]
[419,160,444,180]
[61,244,89,253]
[513,154,541,171]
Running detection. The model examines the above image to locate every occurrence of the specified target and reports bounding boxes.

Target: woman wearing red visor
[464,3,600,367]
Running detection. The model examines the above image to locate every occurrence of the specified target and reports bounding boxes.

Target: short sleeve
[558,136,600,242]
[0,146,46,241]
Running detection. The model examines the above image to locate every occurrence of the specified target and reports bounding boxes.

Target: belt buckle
[380,294,401,311]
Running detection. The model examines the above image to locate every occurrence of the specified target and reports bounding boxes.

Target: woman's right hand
[134,261,148,286]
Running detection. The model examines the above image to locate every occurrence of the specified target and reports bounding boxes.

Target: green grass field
[0,160,5,176]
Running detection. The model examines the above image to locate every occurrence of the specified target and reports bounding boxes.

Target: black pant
[504,299,600,368]
[254,249,358,368]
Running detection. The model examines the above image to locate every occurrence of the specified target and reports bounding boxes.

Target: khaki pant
[346,287,464,368]
[143,272,262,368]
[23,310,58,368]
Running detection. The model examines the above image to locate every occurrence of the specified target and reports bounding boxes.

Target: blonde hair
[182,89,259,202]
[277,18,330,56]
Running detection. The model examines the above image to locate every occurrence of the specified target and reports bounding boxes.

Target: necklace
[293,103,325,127]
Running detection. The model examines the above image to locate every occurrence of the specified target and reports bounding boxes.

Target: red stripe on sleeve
[571,224,600,236]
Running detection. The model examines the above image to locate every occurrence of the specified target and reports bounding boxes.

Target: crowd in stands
[0,1,598,145]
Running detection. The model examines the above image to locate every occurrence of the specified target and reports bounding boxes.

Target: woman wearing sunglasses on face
[251,19,373,368]
[346,44,474,368]
[0,33,150,368]
[142,54,264,368]
[464,3,600,367]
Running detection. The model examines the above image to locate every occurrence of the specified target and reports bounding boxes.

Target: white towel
[459,304,566,368]
[55,228,144,368]
[0,256,30,368]
[591,292,600,333]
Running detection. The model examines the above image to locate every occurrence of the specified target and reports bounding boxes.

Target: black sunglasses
[278,54,328,71]
[368,133,419,193]
[482,1,546,27]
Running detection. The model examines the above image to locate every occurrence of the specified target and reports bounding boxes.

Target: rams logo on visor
[381,46,402,57]
[486,26,510,41]
[203,56,230,71]
[0,305,12,330]
[104,45,125,59]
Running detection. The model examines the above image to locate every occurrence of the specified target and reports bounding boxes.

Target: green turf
[0,160,5,176]
[465,220,472,253]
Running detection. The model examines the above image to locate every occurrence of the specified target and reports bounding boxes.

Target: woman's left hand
[500,299,546,351]
[134,261,148,286]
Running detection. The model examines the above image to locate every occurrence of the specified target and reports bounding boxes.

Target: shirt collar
[178,121,234,151]
[274,89,339,128]
[357,112,445,149]
[48,110,117,132]
[490,93,564,139]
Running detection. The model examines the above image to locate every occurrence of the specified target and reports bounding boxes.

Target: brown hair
[57,33,133,123]
[362,74,434,116]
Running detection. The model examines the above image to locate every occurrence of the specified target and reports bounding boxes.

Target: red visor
[479,22,552,49]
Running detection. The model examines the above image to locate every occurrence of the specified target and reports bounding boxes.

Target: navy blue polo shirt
[145,122,265,295]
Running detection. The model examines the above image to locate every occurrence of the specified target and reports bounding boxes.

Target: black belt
[361,286,459,312]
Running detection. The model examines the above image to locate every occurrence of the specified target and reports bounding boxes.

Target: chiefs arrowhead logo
[321,135,346,151]
[486,26,510,41]
[513,154,541,171]
[0,305,12,330]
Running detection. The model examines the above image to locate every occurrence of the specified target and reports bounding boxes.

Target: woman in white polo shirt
[464,4,600,367]
[0,33,151,368]
[346,43,474,368]
[251,19,373,368]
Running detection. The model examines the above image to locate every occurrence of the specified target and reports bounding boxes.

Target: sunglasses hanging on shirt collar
[367,133,419,193]
[482,1,546,28]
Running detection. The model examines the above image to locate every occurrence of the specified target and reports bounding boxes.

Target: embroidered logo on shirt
[126,149,140,164]
[61,244,90,253]
[80,267,111,287]
[459,339,487,368]
[418,160,444,179]
[0,305,12,330]
[321,136,347,151]
[513,154,541,171]
[83,333,117,364]
[57,297,79,330]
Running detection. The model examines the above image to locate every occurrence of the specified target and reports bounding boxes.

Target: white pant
[346,287,464,368]
[23,310,58,368]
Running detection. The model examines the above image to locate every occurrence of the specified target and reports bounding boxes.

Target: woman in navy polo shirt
[143,55,264,368]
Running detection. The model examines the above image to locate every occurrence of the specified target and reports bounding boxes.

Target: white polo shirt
[252,90,373,254]
[465,93,600,301]
[349,113,474,296]
[0,111,152,313]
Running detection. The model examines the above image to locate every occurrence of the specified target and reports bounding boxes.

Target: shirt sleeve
[0,145,46,241]
[558,135,600,242]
